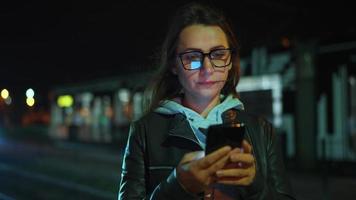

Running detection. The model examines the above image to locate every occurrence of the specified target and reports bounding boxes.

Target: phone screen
[205,124,245,155]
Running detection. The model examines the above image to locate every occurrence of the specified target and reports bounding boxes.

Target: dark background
[1,2,356,200]
[0,0,354,90]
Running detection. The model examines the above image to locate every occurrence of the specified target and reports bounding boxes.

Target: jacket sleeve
[118,122,147,199]
[245,120,296,200]
[118,121,201,200]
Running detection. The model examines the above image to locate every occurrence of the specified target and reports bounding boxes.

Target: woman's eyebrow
[210,45,228,50]
[180,47,203,52]
[180,45,228,53]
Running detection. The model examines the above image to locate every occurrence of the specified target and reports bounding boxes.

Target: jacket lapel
[161,114,203,151]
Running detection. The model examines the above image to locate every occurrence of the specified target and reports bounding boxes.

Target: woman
[118,2,295,200]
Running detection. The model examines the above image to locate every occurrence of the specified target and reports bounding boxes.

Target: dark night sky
[0,0,355,92]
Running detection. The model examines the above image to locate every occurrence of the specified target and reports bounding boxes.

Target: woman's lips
[197,80,224,84]
[197,80,223,86]
[198,81,216,84]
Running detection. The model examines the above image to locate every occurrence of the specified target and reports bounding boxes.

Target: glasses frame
[177,48,234,70]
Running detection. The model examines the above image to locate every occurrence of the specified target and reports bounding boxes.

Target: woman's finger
[215,168,250,178]
[205,153,230,175]
[242,140,252,153]
[230,153,255,165]
[180,151,205,164]
[197,146,231,168]
[217,175,254,186]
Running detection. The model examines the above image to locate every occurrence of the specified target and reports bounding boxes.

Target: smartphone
[205,123,245,155]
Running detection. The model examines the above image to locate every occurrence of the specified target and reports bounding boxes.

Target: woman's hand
[215,140,256,186]
[176,146,231,194]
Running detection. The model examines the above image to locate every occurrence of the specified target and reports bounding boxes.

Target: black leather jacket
[118,109,296,200]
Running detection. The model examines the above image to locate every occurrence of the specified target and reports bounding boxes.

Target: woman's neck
[182,94,220,118]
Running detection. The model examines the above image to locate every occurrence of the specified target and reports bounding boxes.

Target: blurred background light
[4,96,12,105]
[350,76,355,85]
[26,88,35,98]
[26,97,35,107]
[118,89,130,103]
[57,95,74,108]
[1,88,9,99]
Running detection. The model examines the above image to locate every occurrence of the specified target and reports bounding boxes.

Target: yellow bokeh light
[57,95,73,107]
[26,97,35,107]
[1,89,9,99]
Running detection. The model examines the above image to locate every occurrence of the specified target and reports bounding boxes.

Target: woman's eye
[211,50,229,59]
[185,52,201,60]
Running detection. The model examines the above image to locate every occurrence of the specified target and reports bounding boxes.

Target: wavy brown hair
[144,2,241,113]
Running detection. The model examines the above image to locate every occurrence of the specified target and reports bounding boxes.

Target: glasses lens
[190,61,202,69]
[210,49,232,67]
[180,52,203,70]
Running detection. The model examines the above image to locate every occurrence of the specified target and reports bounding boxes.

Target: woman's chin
[194,90,220,100]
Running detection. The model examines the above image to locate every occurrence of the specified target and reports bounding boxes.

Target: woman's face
[174,24,231,102]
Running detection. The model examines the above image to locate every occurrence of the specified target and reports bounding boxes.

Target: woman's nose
[200,56,214,74]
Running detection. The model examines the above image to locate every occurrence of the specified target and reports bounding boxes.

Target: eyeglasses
[177,49,233,70]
